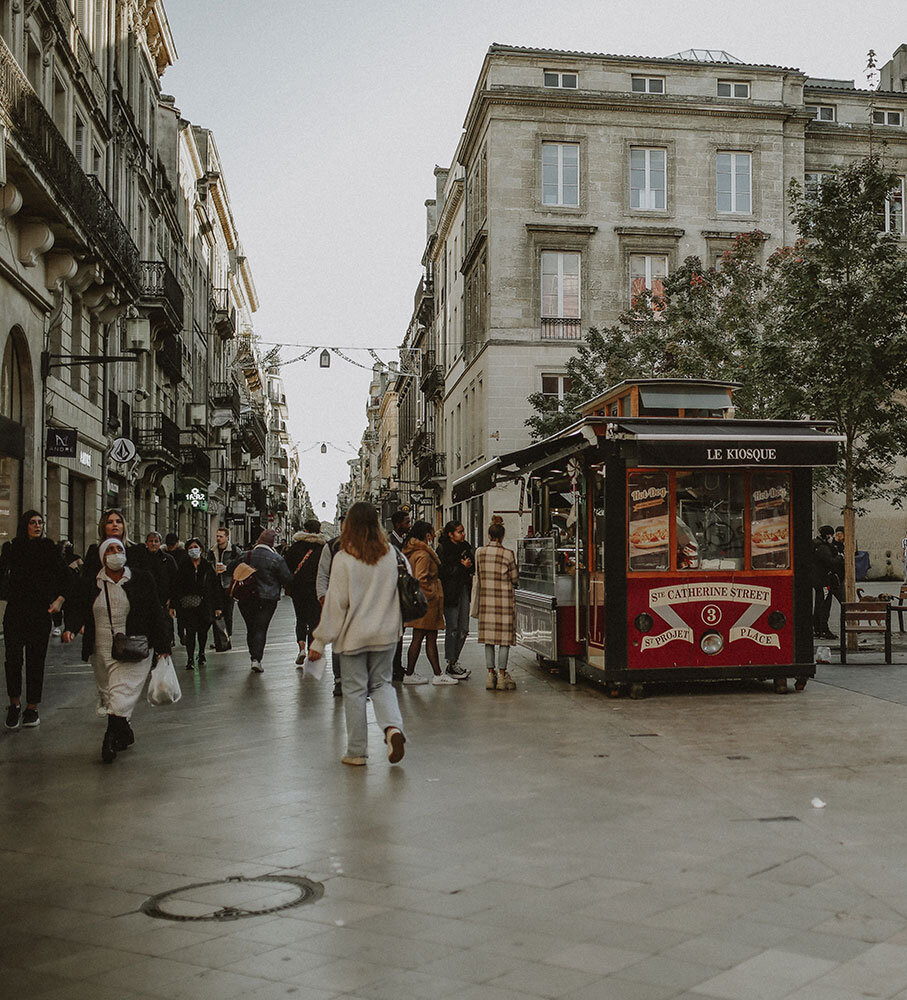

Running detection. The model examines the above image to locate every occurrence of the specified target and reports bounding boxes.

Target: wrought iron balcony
[0,36,140,295]
[420,349,444,398]
[418,451,447,486]
[210,381,241,419]
[540,317,582,340]
[240,410,267,458]
[155,334,183,384]
[140,260,184,334]
[413,275,434,325]
[180,444,211,487]
[133,412,181,464]
[211,287,236,339]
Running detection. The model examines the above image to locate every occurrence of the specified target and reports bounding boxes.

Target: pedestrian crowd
[2,503,520,769]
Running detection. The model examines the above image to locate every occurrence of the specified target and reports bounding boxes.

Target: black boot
[101,722,118,763]
[112,715,134,751]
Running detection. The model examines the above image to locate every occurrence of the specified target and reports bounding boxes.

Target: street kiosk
[452,379,843,696]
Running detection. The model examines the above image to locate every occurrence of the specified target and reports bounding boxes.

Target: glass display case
[518,536,556,597]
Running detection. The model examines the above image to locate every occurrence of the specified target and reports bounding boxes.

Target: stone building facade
[404,43,907,567]
[0,0,301,555]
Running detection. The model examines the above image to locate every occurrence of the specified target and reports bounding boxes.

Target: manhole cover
[141,874,324,922]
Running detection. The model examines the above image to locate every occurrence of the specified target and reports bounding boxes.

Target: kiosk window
[628,472,669,571]
[675,471,745,571]
[750,472,791,569]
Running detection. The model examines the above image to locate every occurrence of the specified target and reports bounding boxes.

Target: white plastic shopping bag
[147,655,182,706]
[304,653,326,681]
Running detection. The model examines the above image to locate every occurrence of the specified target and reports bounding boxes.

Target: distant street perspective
[5,1,907,998]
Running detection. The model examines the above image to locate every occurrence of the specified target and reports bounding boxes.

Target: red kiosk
[452,378,843,696]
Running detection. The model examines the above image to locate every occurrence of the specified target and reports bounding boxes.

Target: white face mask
[187,547,201,559]
[105,552,127,571]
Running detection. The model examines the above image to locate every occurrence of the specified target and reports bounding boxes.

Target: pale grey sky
[163,0,904,512]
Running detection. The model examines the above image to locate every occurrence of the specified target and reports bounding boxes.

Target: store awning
[450,458,500,503]
[611,419,844,467]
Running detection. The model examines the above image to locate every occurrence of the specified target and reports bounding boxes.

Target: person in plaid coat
[472,519,519,691]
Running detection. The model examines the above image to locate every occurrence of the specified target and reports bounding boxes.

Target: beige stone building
[412,43,907,565]
[0,1,299,555]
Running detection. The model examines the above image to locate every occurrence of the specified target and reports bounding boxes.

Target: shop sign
[636,438,838,468]
[109,437,138,464]
[80,450,93,468]
[46,427,77,458]
[185,487,208,511]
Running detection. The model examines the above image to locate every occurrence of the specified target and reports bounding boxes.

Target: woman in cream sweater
[308,502,405,766]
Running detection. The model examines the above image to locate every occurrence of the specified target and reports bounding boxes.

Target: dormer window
[717,80,750,99]
[806,104,835,121]
[544,70,578,89]
[873,109,903,126]
[631,76,665,94]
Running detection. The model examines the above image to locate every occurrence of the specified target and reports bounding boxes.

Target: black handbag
[212,615,231,652]
[396,552,428,624]
[104,582,150,662]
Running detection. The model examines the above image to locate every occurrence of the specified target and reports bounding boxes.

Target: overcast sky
[162,0,904,514]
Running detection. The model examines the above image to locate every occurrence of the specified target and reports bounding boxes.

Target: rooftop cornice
[429,178,465,260]
[460,88,807,163]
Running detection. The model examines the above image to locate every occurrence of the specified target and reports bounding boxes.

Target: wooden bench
[890,584,907,633]
[839,601,891,664]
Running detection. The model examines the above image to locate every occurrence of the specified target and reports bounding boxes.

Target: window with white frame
[629,254,668,315]
[630,147,666,210]
[541,373,574,403]
[541,142,579,207]
[883,178,905,235]
[544,70,578,89]
[806,105,835,121]
[804,171,827,202]
[541,251,581,338]
[631,76,664,93]
[717,80,750,98]
[873,109,903,126]
[716,152,752,213]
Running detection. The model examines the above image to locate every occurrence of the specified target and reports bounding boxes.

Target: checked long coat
[473,540,519,646]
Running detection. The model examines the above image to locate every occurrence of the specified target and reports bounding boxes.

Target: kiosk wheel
[794,677,808,692]
[607,684,622,699]
[629,683,646,700]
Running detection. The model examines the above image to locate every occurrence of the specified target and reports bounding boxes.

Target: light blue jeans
[444,589,471,664]
[340,644,404,757]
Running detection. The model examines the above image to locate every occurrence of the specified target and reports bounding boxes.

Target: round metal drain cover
[141,874,324,922]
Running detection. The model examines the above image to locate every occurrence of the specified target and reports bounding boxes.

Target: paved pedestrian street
[5,598,907,1000]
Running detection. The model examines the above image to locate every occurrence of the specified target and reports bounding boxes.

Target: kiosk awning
[611,419,844,467]
[450,431,593,503]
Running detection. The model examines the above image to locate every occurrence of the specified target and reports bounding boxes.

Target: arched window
[0,333,24,424]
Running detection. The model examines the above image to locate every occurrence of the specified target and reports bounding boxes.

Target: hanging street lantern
[320,442,327,454]
[319,349,331,368]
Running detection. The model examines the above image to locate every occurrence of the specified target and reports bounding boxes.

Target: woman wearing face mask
[63,538,172,763]
[173,537,223,670]
[1,511,67,731]
[81,508,147,579]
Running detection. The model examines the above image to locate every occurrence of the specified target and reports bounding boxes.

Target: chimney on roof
[879,45,907,91]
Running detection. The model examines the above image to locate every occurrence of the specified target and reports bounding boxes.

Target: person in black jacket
[207,526,242,643]
[436,520,474,679]
[144,531,177,614]
[2,510,67,730]
[811,525,845,640]
[284,520,327,665]
[63,537,172,763]
[173,537,223,670]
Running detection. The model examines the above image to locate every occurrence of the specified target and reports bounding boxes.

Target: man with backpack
[315,524,344,696]
[285,520,328,666]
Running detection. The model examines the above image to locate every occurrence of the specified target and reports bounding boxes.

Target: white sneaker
[250,660,264,673]
[402,673,428,685]
[431,674,458,686]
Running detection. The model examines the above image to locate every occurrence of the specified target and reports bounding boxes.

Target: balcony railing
[420,349,444,398]
[0,36,140,294]
[414,275,434,324]
[155,334,183,384]
[240,410,267,458]
[180,445,211,486]
[133,412,181,464]
[210,381,241,418]
[418,451,447,485]
[541,317,582,340]
[140,260,184,332]
[211,287,236,339]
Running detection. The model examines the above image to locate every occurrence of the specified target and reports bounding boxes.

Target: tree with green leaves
[769,155,907,600]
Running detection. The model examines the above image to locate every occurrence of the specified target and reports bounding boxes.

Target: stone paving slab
[3,598,907,998]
